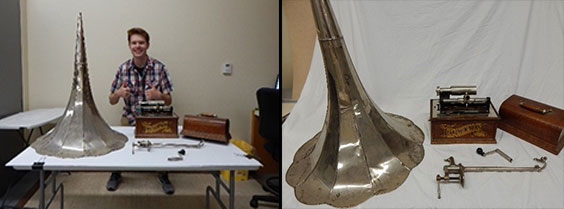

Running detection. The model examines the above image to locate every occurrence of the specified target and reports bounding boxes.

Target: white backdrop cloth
[283,1,564,208]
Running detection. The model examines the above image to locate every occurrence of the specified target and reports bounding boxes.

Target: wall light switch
[223,63,232,75]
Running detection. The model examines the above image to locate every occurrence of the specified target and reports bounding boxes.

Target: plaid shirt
[110,56,173,125]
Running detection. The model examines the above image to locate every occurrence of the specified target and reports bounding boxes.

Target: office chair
[250,87,280,208]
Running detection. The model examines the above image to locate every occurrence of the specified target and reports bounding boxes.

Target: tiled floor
[24,172,278,209]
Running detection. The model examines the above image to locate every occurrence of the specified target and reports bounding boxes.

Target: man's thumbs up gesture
[116,82,131,98]
[145,83,161,100]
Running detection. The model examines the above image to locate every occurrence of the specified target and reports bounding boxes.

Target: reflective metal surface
[286,0,425,207]
[436,86,477,96]
[31,13,127,158]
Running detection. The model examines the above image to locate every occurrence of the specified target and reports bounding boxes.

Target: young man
[107,27,175,194]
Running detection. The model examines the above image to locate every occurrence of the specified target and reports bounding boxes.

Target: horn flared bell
[286,0,425,207]
[31,13,127,158]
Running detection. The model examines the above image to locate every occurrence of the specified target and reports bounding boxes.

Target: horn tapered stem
[75,12,87,70]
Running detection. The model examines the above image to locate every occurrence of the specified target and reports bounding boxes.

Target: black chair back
[256,87,281,162]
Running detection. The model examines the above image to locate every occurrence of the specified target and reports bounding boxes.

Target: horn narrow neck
[311,0,343,41]
[310,0,364,108]
[75,12,87,71]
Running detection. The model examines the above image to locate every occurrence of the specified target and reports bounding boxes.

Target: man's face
[129,34,149,58]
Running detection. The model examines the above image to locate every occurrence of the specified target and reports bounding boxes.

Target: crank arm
[476,148,513,162]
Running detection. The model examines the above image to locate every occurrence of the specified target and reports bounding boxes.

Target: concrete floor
[24,172,278,209]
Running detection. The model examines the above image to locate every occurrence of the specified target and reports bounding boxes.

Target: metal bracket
[32,161,45,170]
[132,140,204,154]
[436,156,547,199]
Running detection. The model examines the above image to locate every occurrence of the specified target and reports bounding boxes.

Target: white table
[6,126,262,209]
[0,108,65,146]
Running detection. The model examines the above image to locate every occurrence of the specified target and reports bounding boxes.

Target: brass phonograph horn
[31,13,127,158]
[286,0,425,207]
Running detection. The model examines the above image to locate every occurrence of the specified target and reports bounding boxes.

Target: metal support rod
[217,173,222,207]
[205,171,234,209]
[17,128,29,146]
[229,170,234,209]
[205,186,209,208]
[27,128,35,145]
[132,140,204,154]
[464,166,540,172]
[39,169,44,209]
[437,180,440,199]
[61,184,64,209]
[206,185,227,209]
[33,163,64,209]
[52,172,56,195]
[211,171,230,192]
[216,172,220,198]
[45,182,63,209]
[16,127,46,147]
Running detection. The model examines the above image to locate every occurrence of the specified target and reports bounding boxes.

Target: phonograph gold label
[135,115,179,138]
[141,121,173,134]
[440,123,488,138]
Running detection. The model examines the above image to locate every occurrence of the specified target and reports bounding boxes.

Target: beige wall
[281,9,293,98]
[21,0,279,142]
[282,0,316,100]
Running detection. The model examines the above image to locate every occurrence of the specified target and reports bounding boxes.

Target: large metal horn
[286,0,425,207]
[31,13,127,158]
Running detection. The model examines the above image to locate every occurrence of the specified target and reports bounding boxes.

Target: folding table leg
[33,162,64,209]
[205,171,235,209]
[39,168,45,209]
[229,170,234,209]
[17,128,29,146]
[26,128,35,145]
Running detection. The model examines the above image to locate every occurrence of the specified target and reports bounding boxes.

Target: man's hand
[109,82,131,105]
[145,84,162,100]
[116,82,131,98]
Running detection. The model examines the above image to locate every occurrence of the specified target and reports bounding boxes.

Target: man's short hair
[127,27,150,44]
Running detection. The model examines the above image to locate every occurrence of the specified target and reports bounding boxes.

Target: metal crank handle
[476,148,513,163]
[168,149,186,161]
[494,149,513,163]
[167,156,183,161]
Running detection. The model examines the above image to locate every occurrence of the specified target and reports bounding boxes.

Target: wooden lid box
[498,95,564,155]
[181,114,231,144]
